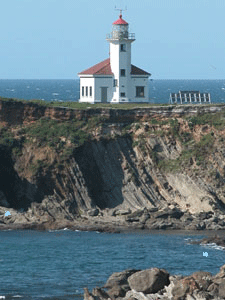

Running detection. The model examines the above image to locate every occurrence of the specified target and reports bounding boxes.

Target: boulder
[155,208,184,219]
[191,271,212,290]
[92,287,109,299]
[125,216,140,223]
[172,276,200,299]
[87,208,99,217]
[107,286,127,299]
[114,209,132,216]
[84,288,95,300]
[218,278,225,298]
[126,209,145,218]
[207,282,219,295]
[191,290,213,300]
[104,269,139,290]
[198,211,214,220]
[139,213,150,224]
[216,264,225,278]
[148,207,158,213]
[127,268,170,294]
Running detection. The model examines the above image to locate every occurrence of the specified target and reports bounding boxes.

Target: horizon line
[0,78,224,81]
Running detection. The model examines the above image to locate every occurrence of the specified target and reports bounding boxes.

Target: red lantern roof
[113,14,128,25]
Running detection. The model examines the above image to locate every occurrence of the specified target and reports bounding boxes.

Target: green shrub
[188,113,225,130]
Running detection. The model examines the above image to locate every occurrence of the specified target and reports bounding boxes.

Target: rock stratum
[0,98,225,231]
[84,264,225,300]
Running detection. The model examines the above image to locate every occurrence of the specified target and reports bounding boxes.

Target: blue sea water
[0,230,225,300]
[0,79,225,299]
[0,79,224,103]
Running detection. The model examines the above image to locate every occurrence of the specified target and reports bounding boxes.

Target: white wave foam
[13,296,22,298]
[52,93,59,96]
[0,296,5,299]
[200,242,225,251]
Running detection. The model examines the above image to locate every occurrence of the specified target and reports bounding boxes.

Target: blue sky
[0,0,224,79]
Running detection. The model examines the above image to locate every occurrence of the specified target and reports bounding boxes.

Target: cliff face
[0,99,225,125]
[0,100,225,230]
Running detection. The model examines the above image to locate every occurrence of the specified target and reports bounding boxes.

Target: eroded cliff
[0,99,225,230]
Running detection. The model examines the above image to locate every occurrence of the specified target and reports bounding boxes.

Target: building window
[86,86,88,97]
[90,86,92,97]
[120,69,126,77]
[136,86,145,97]
[113,79,118,87]
[120,44,126,52]
[121,92,126,97]
[82,86,84,97]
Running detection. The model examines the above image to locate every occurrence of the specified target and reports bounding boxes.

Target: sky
[0,0,224,80]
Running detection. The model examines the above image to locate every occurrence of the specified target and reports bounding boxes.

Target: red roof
[78,58,151,76]
[78,58,113,76]
[113,14,128,25]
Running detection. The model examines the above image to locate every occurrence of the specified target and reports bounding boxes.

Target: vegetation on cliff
[1,99,225,179]
[0,98,225,229]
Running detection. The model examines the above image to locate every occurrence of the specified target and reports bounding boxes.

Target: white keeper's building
[78,13,151,104]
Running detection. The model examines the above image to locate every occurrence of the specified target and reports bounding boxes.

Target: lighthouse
[78,11,151,103]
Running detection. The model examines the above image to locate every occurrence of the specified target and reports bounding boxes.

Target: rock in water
[104,269,139,289]
[127,268,170,294]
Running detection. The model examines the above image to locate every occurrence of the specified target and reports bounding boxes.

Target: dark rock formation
[127,268,170,294]
[85,265,225,300]
[104,269,139,298]
[190,235,225,248]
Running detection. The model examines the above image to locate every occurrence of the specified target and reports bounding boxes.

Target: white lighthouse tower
[78,11,151,103]
[106,10,135,102]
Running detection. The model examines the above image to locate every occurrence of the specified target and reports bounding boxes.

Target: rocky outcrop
[190,235,225,248]
[128,268,170,294]
[84,265,225,300]
[0,99,225,230]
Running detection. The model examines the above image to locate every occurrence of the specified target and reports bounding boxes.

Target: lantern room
[112,15,129,39]
[106,13,135,41]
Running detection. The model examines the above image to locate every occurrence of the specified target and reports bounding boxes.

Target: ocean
[0,230,225,300]
[1,80,225,299]
[0,79,224,103]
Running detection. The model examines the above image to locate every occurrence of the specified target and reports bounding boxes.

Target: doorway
[101,87,108,103]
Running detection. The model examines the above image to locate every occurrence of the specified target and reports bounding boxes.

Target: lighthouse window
[120,69,126,77]
[121,92,126,97]
[120,44,126,52]
[90,86,92,97]
[86,86,88,97]
[82,87,84,97]
[113,79,118,87]
[136,86,145,97]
